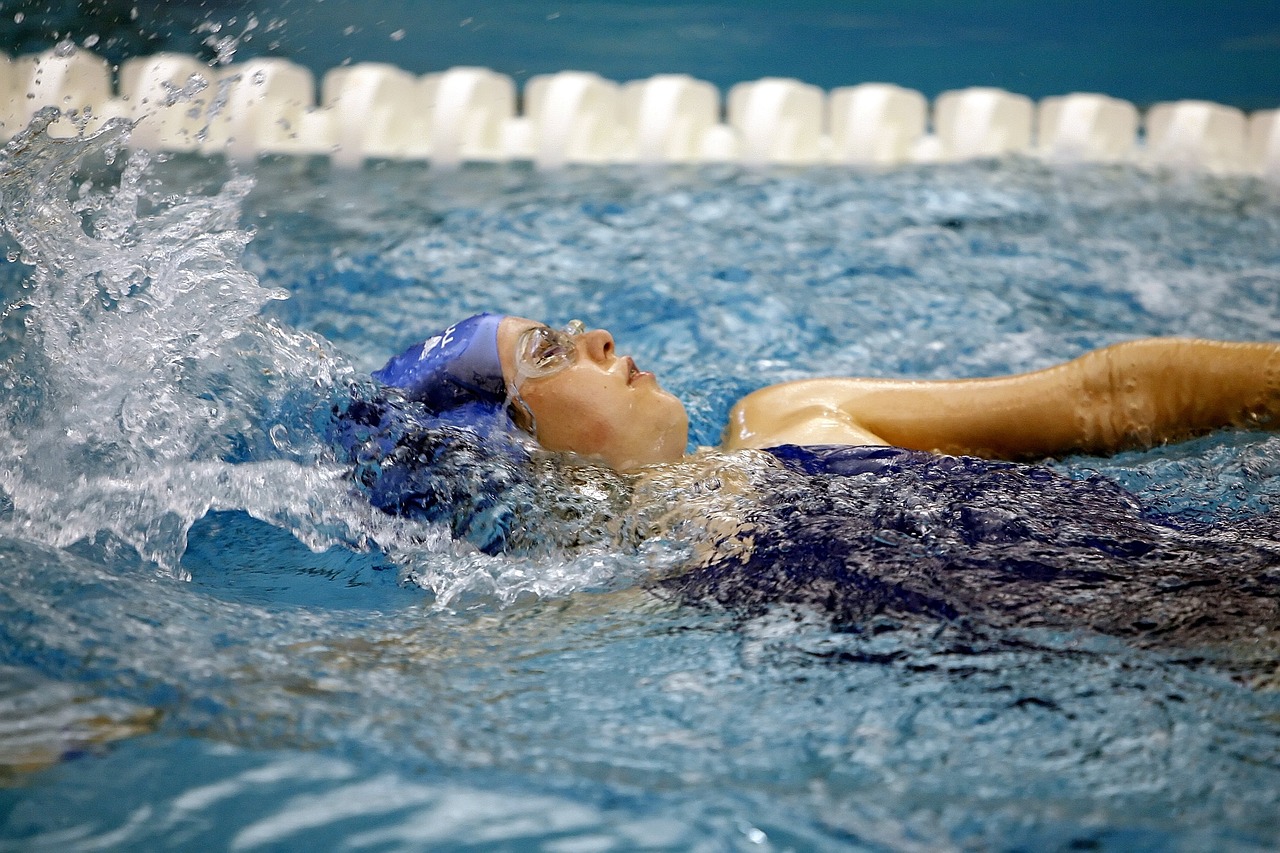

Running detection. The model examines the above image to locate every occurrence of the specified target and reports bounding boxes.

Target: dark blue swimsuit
[665,444,1280,653]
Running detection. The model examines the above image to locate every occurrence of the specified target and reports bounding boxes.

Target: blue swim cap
[373,313,509,415]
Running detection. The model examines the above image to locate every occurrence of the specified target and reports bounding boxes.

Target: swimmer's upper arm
[725,362,1087,457]
[727,339,1280,460]
[851,372,1086,458]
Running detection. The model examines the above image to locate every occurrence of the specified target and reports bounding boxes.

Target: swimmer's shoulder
[723,379,892,450]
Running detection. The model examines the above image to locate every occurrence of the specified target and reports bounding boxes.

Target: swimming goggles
[514,319,587,381]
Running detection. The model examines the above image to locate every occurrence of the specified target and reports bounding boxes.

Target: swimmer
[359,314,1280,665]
[372,312,1280,470]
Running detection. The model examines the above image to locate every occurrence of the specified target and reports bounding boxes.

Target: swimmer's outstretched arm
[724,338,1280,459]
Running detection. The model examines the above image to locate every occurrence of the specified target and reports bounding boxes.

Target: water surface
[1,122,1278,849]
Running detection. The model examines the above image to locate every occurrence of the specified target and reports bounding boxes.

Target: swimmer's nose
[580,328,615,363]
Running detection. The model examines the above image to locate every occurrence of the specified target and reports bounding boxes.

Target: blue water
[1,117,1280,850]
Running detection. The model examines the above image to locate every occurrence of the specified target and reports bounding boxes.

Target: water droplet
[83,34,100,48]
[390,29,405,41]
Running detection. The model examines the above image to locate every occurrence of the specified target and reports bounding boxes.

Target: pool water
[1,117,1279,849]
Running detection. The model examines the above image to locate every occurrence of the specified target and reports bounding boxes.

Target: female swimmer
[370,312,1280,470]
[351,314,1280,665]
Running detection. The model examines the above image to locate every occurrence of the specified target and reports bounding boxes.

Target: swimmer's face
[497,317,689,470]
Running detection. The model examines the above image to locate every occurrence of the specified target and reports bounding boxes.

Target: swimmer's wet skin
[726,338,1280,459]
[371,315,1280,469]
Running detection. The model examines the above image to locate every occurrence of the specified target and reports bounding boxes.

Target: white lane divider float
[202,57,317,161]
[521,71,625,168]
[827,83,926,166]
[1144,100,1249,175]
[119,53,211,151]
[727,77,825,166]
[622,73,720,165]
[1037,93,1139,163]
[321,62,419,165]
[421,66,515,167]
[933,86,1034,162]
[1248,109,1280,182]
[0,47,1277,180]
[3,48,113,138]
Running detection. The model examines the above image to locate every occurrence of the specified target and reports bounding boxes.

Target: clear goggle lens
[515,319,586,380]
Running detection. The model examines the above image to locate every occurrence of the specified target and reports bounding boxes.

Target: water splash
[0,114,716,604]
[0,111,368,574]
